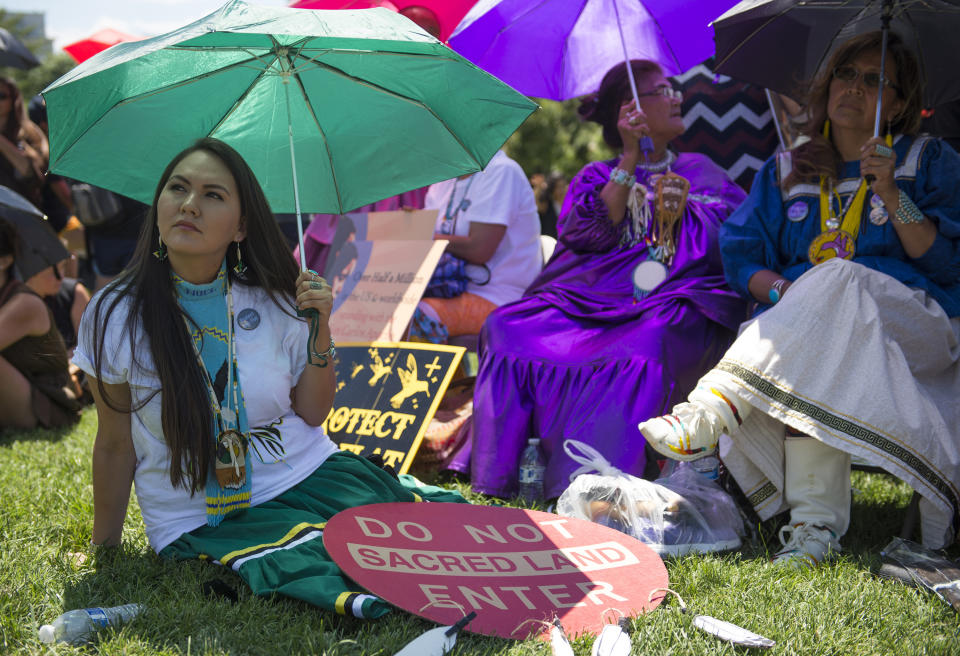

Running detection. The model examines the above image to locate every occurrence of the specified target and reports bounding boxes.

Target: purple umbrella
[448,0,737,101]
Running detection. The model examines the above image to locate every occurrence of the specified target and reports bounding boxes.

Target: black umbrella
[0,27,40,70]
[713,0,960,109]
[0,185,68,280]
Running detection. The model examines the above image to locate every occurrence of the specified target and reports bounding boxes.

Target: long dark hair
[89,138,300,493]
[785,31,923,188]
[578,59,664,149]
[1,77,25,143]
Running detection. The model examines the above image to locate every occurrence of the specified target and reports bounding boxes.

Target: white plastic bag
[556,441,743,556]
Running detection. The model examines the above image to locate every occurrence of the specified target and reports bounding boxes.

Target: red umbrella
[290,0,477,42]
[63,28,140,64]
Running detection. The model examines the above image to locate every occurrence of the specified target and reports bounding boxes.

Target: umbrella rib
[287,63,345,214]
[207,56,278,138]
[292,50,487,171]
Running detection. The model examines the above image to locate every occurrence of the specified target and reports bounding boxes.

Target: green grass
[2,408,959,655]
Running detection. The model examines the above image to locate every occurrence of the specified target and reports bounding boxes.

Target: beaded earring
[233,240,247,276]
[153,231,167,261]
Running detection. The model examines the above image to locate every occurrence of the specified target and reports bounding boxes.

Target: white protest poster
[323,209,444,342]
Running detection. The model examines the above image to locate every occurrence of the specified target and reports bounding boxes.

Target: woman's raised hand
[617,100,649,157]
[296,269,333,323]
[860,136,898,205]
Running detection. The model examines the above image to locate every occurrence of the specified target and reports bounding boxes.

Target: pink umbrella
[63,28,140,64]
[290,0,477,42]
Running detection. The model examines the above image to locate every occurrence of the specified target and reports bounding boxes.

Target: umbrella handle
[297,307,323,365]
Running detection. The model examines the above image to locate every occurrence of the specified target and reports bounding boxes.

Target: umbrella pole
[612,0,641,109]
[283,72,323,363]
[283,77,307,273]
[612,0,653,156]
[873,17,890,137]
[865,2,892,185]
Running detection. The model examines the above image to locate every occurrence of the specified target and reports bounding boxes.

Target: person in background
[0,78,45,207]
[0,218,81,430]
[409,149,542,344]
[640,32,960,564]
[28,95,73,234]
[25,259,90,354]
[458,60,747,498]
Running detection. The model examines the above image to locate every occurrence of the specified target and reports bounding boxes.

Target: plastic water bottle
[518,438,546,503]
[38,604,143,644]
[692,454,720,480]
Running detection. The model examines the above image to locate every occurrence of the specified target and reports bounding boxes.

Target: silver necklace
[826,179,861,230]
[637,150,676,173]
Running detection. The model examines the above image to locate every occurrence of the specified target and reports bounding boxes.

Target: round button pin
[237,308,260,330]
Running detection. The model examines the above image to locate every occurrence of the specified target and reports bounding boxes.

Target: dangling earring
[153,231,167,261]
[233,240,247,276]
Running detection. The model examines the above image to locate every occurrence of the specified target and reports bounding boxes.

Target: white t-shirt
[73,283,339,552]
[424,150,541,307]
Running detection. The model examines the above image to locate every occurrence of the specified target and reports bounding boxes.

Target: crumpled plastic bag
[556,440,744,556]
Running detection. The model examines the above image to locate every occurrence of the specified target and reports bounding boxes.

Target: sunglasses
[638,86,683,101]
[833,66,899,92]
[0,91,9,100]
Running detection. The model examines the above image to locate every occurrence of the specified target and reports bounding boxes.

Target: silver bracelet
[309,337,336,368]
[893,189,924,224]
[610,167,636,187]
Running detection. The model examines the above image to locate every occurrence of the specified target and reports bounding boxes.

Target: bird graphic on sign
[390,353,429,409]
[368,350,393,386]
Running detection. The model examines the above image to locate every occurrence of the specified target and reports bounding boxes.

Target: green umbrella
[42,0,536,260]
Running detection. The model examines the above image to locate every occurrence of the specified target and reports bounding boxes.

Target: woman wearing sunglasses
[461,60,748,501]
[641,32,960,565]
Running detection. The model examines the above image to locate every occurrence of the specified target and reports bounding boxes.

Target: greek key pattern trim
[717,359,959,524]
[747,481,778,508]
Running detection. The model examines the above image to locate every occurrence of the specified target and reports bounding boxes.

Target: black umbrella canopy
[713,0,960,107]
[0,27,40,70]
[0,186,68,280]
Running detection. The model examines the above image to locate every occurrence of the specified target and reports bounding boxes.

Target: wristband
[893,189,924,224]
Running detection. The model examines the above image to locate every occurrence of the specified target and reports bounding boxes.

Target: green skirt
[160,451,466,618]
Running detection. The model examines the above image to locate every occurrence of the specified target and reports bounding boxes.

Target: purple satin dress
[451,153,748,498]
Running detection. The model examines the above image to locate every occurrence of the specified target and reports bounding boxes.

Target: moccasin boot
[639,378,749,461]
[771,436,850,569]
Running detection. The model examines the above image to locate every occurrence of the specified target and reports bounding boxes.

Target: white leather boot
[771,436,850,569]
[639,376,749,461]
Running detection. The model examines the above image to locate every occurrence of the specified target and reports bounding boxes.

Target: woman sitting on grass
[74,138,462,618]
[0,218,81,430]
[640,32,960,566]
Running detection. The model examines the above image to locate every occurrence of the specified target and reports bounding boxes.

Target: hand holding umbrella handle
[293,303,327,370]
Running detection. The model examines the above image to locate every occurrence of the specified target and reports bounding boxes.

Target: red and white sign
[324,503,668,639]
